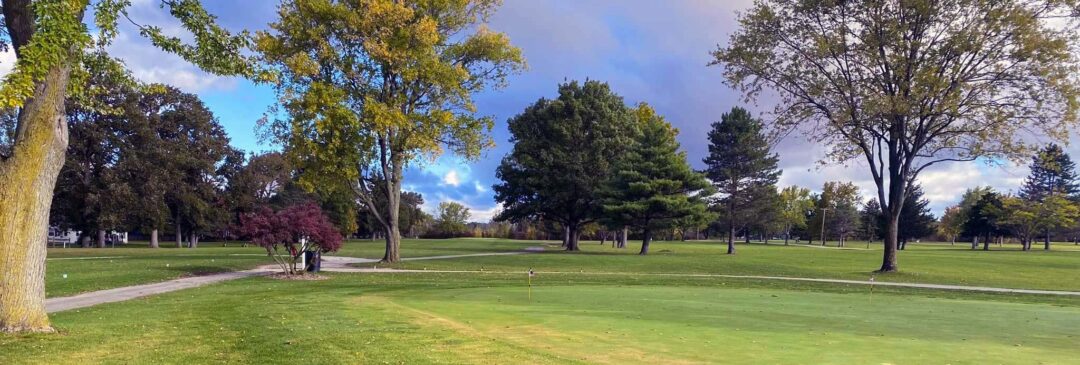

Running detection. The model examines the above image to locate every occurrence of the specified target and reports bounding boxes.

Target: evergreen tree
[1018,144,1080,247]
[703,107,781,254]
[602,104,713,255]
[494,80,635,251]
[962,192,1007,250]
[1019,144,1080,201]
[894,185,937,249]
[859,199,884,245]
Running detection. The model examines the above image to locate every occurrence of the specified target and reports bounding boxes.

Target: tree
[937,206,964,245]
[1018,144,1080,247]
[823,182,861,247]
[494,80,635,251]
[398,192,430,239]
[895,185,936,249]
[713,0,1080,272]
[860,199,884,244]
[1019,144,1080,201]
[962,192,1006,250]
[1001,193,1080,251]
[703,107,781,254]
[777,186,813,245]
[0,0,257,332]
[258,0,524,263]
[434,201,471,238]
[601,104,713,255]
[51,65,139,248]
[240,203,343,275]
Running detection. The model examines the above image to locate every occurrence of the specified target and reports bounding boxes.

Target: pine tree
[1019,144,1080,201]
[895,185,936,249]
[602,104,713,255]
[703,107,781,254]
[1018,144,1080,248]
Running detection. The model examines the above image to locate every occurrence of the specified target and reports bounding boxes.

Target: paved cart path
[45,252,528,313]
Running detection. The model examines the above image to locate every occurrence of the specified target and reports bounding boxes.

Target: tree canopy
[713,0,1080,272]
[257,0,524,263]
[703,106,780,254]
[602,104,713,255]
[494,80,635,251]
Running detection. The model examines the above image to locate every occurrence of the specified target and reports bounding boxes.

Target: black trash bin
[304,251,321,273]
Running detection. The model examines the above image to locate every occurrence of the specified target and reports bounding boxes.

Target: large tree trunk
[878,206,900,272]
[639,228,651,255]
[618,226,627,248]
[0,59,73,332]
[188,234,198,249]
[149,229,159,248]
[96,230,106,248]
[565,225,580,251]
[726,226,736,255]
[1044,231,1051,250]
[983,236,991,251]
[562,226,570,248]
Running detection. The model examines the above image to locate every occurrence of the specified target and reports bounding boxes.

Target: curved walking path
[46,250,1078,313]
[45,252,527,313]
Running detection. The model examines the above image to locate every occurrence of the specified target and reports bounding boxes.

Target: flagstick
[869,276,876,305]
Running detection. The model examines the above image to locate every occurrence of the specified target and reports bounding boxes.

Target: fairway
[3,270,1078,364]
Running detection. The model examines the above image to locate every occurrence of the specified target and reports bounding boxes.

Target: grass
[15,237,1077,363]
[3,272,1078,364]
[45,241,271,297]
[357,238,1080,291]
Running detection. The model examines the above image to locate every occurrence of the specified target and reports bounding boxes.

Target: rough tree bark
[96,230,106,248]
[149,229,159,248]
[639,228,652,255]
[0,60,72,332]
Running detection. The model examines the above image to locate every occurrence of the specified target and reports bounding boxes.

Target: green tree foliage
[1001,194,1080,251]
[776,186,813,245]
[434,201,471,238]
[937,206,964,245]
[892,185,937,249]
[962,192,1007,250]
[703,107,780,254]
[257,0,524,263]
[822,181,861,247]
[1019,144,1080,201]
[713,0,1080,272]
[494,80,635,251]
[601,104,712,255]
[859,199,883,244]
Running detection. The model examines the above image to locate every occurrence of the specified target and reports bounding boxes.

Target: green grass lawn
[3,272,1078,364]
[18,237,1077,364]
[45,242,272,297]
[360,238,1080,291]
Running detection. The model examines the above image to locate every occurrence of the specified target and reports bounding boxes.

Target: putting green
[371,285,1080,364]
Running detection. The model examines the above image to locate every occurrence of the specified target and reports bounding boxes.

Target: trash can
[304,251,321,273]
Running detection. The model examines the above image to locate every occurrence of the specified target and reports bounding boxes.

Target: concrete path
[45,251,527,313]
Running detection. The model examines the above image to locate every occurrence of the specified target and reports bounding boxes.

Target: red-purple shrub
[240,202,343,274]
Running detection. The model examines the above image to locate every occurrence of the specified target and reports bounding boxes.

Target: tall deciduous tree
[713,0,1080,272]
[494,80,635,251]
[258,0,524,263]
[822,181,861,247]
[937,206,963,245]
[703,107,780,254]
[0,0,256,332]
[777,186,813,245]
[602,104,712,255]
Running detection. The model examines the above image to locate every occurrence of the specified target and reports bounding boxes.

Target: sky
[16,0,1062,221]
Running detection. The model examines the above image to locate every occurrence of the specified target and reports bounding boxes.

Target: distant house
[47,227,128,248]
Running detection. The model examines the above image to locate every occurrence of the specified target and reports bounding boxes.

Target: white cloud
[442,170,461,186]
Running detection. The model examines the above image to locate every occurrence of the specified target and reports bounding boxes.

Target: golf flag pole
[869,276,876,304]
[528,268,535,301]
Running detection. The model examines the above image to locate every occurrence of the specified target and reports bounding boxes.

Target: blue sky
[49,0,1049,220]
